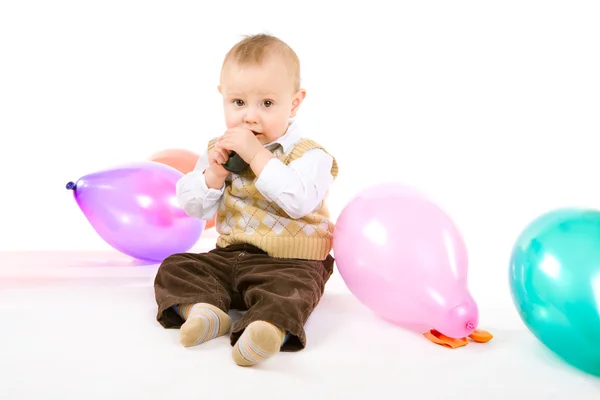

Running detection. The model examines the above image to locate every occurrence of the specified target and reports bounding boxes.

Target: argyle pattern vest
[207,137,338,260]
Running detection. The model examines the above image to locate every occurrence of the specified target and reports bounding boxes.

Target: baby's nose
[243,108,260,123]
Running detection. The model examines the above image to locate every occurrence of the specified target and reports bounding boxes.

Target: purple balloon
[66,161,205,262]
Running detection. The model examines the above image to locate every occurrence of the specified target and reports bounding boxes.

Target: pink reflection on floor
[0,229,219,288]
[0,250,157,268]
[0,250,161,289]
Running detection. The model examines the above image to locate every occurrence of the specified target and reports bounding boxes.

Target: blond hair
[221,33,301,91]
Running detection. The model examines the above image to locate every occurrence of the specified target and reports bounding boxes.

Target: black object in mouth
[223,152,249,173]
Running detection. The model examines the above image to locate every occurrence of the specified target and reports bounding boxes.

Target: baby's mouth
[251,130,261,136]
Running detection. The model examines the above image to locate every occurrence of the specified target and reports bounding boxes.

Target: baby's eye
[262,100,273,107]
[233,99,244,106]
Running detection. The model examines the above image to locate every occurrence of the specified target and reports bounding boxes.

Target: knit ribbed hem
[216,235,333,261]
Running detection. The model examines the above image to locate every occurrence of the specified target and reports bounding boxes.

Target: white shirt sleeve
[175,150,225,220]
[254,148,335,219]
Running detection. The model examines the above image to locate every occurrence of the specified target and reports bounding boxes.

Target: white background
[1,0,600,398]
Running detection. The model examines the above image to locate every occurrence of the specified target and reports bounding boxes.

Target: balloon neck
[435,299,479,339]
[66,181,76,191]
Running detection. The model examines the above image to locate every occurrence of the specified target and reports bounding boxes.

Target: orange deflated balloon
[149,148,200,174]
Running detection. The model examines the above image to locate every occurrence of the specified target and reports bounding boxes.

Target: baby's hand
[217,127,262,163]
[207,146,230,178]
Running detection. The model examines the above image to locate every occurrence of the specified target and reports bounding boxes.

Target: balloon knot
[66,181,76,190]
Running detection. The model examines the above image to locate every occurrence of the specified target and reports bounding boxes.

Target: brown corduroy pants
[153,243,335,351]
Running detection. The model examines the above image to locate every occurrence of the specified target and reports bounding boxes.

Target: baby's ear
[217,85,222,94]
[290,89,306,118]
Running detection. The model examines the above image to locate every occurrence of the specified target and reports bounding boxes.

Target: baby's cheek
[223,111,241,128]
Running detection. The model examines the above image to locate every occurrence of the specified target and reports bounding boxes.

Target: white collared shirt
[176,121,335,220]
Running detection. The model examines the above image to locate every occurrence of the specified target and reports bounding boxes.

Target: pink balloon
[66,161,205,262]
[333,183,479,339]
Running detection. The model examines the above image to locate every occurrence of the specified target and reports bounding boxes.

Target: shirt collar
[264,120,302,153]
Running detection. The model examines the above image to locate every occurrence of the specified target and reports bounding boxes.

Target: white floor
[1,237,599,399]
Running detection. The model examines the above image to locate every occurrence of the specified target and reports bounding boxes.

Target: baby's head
[218,34,305,145]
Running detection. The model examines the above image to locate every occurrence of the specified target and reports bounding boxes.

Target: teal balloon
[509,208,600,377]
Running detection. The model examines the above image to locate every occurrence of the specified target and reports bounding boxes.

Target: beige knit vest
[207,137,339,260]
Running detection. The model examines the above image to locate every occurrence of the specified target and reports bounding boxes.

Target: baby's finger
[217,136,233,149]
[220,148,231,163]
[212,150,225,164]
[208,149,219,163]
[215,147,229,160]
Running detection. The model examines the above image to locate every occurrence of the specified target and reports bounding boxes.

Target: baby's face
[219,55,304,145]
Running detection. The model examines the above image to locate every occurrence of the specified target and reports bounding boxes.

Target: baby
[153,33,338,367]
